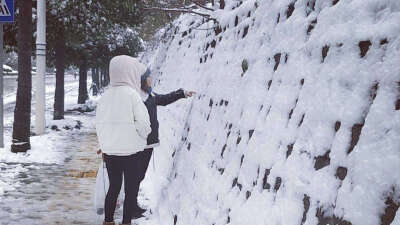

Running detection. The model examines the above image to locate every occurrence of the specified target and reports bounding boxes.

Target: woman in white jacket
[96,55,151,225]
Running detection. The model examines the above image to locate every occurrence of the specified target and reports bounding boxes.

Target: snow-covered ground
[0,75,106,224]
[0,76,92,165]
[137,0,400,225]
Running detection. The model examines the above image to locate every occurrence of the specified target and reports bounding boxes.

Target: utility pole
[35,0,46,135]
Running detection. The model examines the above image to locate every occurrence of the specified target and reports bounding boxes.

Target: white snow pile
[139,0,400,225]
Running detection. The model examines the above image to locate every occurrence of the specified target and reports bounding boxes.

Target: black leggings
[137,148,153,181]
[104,153,142,223]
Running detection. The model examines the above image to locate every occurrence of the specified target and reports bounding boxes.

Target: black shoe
[132,207,146,219]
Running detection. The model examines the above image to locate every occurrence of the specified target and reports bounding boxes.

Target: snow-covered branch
[143,7,216,22]
[192,1,214,11]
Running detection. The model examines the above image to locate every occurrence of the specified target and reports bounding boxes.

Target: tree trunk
[95,67,101,89]
[78,58,89,104]
[105,65,110,86]
[11,0,33,153]
[91,67,98,96]
[53,28,65,120]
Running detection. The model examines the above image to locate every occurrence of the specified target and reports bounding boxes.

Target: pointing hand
[184,91,196,98]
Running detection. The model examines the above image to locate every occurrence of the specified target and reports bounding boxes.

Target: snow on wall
[140,0,400,225]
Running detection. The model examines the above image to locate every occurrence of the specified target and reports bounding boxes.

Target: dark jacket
[144,89,185,146]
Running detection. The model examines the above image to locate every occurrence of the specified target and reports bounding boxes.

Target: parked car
[3,65,18,75]
[31,66,37,75]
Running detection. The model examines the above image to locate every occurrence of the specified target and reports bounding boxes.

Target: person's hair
[141,68,151,91]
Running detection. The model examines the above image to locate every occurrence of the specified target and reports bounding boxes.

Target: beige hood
[109,55,146,93]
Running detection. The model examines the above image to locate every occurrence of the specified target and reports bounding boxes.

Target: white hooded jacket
[95,55,151,156]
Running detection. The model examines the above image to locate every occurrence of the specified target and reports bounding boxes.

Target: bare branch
[143,7,216,21]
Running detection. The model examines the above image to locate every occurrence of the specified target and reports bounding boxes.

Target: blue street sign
[0,0,14,22]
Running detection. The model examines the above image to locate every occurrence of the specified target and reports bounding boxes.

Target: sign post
[35,0,46,135]
[0,0,14,148]
[0,23,4,148]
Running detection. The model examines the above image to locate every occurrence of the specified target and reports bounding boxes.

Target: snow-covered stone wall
[140,0,400,224]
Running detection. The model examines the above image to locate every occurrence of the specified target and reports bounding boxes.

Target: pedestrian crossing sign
[0,0,14,22]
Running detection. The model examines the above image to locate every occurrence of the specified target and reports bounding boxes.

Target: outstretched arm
[155,89,186,106]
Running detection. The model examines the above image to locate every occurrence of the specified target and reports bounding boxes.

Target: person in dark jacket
[133,68,195,218]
